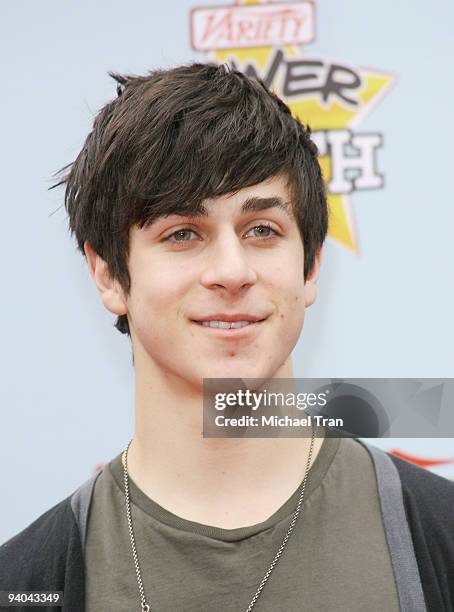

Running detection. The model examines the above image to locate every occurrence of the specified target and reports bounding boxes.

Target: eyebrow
[239,196,294,219]
[169,196,294,219]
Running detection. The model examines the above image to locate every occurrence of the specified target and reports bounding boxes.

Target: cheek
[266,239,305,291]
[271,265,306,334]
[128,262,192,330]
[270,259,305,305]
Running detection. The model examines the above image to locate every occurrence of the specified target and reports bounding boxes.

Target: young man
[1,63,453,612]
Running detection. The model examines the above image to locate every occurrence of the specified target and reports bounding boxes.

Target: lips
[192,313,267,323]
[191,313,268,332]
[199,320,254,329]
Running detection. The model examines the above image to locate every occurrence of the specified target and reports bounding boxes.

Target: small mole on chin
[228,351,236,357]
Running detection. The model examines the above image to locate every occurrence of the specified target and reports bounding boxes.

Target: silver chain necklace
[123,424,315,612]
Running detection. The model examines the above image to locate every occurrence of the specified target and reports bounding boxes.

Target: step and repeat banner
[1,0,453,543]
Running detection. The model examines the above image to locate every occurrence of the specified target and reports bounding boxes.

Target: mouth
[195,320,264,329]
[191,314,268,334]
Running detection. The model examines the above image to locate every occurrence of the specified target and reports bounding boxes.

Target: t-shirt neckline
[109,433,341,542]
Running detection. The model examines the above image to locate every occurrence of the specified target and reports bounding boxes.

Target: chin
[197,359,280,384]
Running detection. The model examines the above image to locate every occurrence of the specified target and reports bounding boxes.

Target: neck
[124,347,324,529]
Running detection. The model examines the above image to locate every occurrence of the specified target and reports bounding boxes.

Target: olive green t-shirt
[85,436,400,611]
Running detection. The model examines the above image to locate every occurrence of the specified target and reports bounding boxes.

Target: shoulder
[385,451,454,610]
[0,470,99,592]
[388,451,454,521]
[387,452,454,551]
[355,438,454,519]
[0,496,77,589]
[355,439,454,550]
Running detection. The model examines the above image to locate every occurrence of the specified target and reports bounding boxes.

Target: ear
[304,247,323,308]
[84,241,128,317]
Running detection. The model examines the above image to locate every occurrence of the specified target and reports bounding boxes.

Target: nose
[199,229,258,294]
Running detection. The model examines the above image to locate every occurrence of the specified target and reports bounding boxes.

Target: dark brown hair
[53,62,328,336]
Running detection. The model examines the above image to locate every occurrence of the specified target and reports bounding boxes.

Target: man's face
[115,174,319,390]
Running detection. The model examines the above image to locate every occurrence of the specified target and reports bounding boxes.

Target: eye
[165,228,199,243]
[245,224,279,239]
